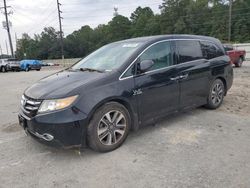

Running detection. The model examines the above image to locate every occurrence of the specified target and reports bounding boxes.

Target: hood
[25,70,106,99]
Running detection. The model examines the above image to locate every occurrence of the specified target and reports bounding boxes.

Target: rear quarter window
[176,40,203,63]
[200,41,224,60]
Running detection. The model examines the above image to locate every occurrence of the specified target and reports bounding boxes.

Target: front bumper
[18,107,88,149]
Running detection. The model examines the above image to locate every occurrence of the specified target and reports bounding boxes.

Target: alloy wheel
[97,110,126,146]
[211,83,224,106]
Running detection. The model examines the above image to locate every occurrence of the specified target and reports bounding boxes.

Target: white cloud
[0,0,162,55]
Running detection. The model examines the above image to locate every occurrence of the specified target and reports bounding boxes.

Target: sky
[0,0,163,55]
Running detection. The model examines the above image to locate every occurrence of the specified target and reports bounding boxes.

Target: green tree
[130,7,155,37]
[107,15,132,42]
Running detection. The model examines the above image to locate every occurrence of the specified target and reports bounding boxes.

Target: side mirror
[139,60,154,73]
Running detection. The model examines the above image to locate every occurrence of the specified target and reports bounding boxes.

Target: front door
[134,41,180,123]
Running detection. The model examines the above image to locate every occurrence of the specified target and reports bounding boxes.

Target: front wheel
[205,79,225,109]
[1,66,7,73]
[87,102,131,152]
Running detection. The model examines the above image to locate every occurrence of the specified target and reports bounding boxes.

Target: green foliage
[16,0,250,60]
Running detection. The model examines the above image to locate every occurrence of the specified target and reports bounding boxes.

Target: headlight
[38,95,78,113]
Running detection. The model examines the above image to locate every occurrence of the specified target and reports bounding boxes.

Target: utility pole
[15,32,17,58]
[0,44,2,57]
[57,0,64,61]
[228,0,232,42]
[3,0,14,57]
[5,40,9,56]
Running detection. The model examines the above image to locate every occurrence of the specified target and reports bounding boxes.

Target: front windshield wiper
[67,67,105,73]
[78,68,104,73]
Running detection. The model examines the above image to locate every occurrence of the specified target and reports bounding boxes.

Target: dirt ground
[219,64,250,116]
[0,63,250,188]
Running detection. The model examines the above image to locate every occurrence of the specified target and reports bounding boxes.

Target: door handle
[170,76,180,81]
[179,74,189,80]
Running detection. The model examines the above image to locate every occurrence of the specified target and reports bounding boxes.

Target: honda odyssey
[19,35,233,152]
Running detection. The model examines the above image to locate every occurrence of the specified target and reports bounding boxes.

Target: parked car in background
[20,60,42,72]
[7,58,21,72]
[0,58,21,72]
[0,59,9,72]
[47,62,54,66]
[19,35,233,152]
[224,44,246,67]
[41,62,49,66]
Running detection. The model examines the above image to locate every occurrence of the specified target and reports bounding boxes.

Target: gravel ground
[0,63,250,188]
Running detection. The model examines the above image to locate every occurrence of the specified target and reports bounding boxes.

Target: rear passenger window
[200,41,224,59]
[176,40,203,63]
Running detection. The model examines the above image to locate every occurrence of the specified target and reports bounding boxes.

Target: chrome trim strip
[21,106,31,114]
[26,100,41,105]
[119,38,220,80]
[25,106,39,111]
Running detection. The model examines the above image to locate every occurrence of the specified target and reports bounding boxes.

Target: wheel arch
[87,97,139,132]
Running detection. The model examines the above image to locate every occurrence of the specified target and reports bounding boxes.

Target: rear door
[175,40,210,109]
[133,41,180,122]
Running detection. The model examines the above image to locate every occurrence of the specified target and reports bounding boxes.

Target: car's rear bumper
[18,108,88,149]
[10,66,21,71]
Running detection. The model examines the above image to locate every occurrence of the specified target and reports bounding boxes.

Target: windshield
[72,42,142,72]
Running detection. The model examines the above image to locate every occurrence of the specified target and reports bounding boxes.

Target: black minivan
[19,35,233,152]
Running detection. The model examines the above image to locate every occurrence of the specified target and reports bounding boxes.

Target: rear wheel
[205,79,225,109]
[235,57,243,67]
[87,102,131,152]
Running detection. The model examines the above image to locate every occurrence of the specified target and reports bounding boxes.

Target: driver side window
[139,41,173,72]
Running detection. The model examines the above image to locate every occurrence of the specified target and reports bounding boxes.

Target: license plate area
[19,115,27,129]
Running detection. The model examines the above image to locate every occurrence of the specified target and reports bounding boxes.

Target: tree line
[16,0,250,60]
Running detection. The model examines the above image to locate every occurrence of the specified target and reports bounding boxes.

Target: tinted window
[200,41,224,59]
[176,40,203,63]
[139,41,173,71]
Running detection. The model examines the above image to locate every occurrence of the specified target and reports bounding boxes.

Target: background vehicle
[224,44,246,67]
[20,60,42,72]
[0,59,9,72]
[19,35,233,152]
[0,58,21,72]
[7,58,21,72]
[41,62,49,66]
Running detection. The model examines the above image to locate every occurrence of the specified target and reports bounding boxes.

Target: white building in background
[233,43,250,60]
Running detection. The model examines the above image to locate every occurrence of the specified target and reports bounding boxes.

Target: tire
[36,69,41,71]
[1,66,7,73]
[235,57,243,67]
[25,66,30,72]
[87,102,131,152]
[205,79,225,109]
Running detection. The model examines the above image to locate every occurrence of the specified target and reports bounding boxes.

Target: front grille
[21,95,42,117]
